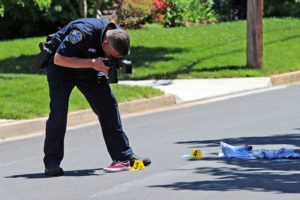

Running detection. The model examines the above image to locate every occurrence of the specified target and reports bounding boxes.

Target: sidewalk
[1,70,300,140]
[120,78,271,103]
[121,70,300,103]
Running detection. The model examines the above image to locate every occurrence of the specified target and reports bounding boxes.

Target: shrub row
[1,0,299,40]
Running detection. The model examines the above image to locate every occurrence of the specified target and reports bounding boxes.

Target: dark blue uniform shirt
[44,18,135,167]
[53,18,117,59]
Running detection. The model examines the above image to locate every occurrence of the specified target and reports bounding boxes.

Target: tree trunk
[247,0,263,68]
[79,0,87,18]
[95,0,102,18]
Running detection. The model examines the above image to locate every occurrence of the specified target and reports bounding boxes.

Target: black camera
[99,59,132,83]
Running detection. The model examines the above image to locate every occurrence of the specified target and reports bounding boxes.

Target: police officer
[43,18,151,176]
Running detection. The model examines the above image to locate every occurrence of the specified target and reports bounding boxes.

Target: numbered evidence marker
[131,160,145,171]
[191,149,203,159]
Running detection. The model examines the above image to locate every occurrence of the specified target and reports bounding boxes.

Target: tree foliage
[0,0,51,17]
[0,0,79,39]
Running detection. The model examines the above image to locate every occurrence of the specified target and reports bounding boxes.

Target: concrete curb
[271,70,300,85]
[2,69,300,141]
[0,94,176,140]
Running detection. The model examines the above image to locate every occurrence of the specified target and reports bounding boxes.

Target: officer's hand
[93,58,109,75]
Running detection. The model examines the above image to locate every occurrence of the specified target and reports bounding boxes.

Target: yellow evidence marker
[191,148,203,159]
[130,159,145,171]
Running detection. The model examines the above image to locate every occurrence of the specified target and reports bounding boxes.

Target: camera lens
[121,60,132,74]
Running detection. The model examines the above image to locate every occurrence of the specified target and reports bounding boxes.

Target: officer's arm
[54,53,109,75]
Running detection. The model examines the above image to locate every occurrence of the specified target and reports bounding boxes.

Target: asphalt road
[1,84,300,200]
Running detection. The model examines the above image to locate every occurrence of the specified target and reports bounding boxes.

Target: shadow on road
[150,133,300,194]
[151,163,300,193]
[6,168,103,179]
[176,133,300,149]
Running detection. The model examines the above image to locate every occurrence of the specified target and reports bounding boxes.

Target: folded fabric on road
[218,141,300,159]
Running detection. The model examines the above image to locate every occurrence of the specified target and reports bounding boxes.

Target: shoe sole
[103,167,131,173]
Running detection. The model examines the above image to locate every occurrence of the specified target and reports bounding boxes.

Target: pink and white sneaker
[103,160,131,172]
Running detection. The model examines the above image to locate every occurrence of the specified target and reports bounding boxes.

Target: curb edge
[0,94,176,140]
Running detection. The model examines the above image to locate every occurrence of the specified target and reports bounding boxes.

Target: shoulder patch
[69,30,83,44]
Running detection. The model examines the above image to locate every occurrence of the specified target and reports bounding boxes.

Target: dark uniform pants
[43,61,133,168]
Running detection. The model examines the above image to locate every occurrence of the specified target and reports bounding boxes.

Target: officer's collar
[101,22,117,44]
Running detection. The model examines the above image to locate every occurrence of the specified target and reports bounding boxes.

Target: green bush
[212,0,230,21]
[164,0,185,27]
[116,0,154,29]
[212,0,247,21]
[0,0,80,40]
[264,0,300,18]
[213,0,300,22]
[164,0,217,27]
[185,0,217,24]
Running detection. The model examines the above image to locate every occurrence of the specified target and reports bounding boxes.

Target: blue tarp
[218,142,300,159]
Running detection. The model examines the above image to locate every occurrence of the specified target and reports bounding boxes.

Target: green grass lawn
[0,74,162,119]
[127,18,300,79]
[1,18,300,119]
